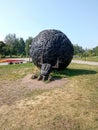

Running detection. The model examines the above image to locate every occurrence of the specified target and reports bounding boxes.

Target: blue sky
[0,0,98,49]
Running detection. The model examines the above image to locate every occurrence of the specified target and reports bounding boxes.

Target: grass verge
[73,56,98,62]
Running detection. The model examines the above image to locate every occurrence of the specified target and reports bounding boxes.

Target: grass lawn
[73,56,98,62]
[0,63,98,130]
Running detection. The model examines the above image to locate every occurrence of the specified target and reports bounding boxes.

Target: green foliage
[0,33,33,57]
[4,34,18,57]
[73,44,85,56]
[92,46,98,56]
[25,37,33,57]
[0,41,10,57]
[0,41,5,57]
[17,38,25,55]
[74,44,98,58]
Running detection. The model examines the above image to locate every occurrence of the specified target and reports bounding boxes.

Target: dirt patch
[0,74,68,107]
[21,74,68,90]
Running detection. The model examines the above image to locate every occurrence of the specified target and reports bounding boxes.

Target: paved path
[72,60,98,66]
[0,58,98,66]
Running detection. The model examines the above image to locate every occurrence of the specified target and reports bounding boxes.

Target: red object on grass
[0,59,25,63]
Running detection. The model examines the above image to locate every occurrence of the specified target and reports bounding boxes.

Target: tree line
[0,34,33,58]
[74,44,98,57]
[0,33,98,58]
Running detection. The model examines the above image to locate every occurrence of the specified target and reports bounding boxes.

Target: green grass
[0,63,98,130]
[73,56,98,62]
[0,62,34,81]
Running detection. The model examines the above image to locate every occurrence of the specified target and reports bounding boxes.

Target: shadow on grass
[52,68,97,79]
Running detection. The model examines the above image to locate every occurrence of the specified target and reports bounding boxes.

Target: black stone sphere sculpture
[30,29,74,81]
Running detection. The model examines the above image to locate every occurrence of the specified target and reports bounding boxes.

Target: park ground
[0,62,98,130]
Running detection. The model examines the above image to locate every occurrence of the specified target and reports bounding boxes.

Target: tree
[4,34,17,57]
[25,37,33,57]
[92,46,98,56]
[0,41,10,57]
[86,49,94,56]
[0,41,5,57]
[73,44,85,56]
[18,38,25,56]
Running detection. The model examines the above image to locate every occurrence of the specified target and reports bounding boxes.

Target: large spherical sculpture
[30,29,74,81]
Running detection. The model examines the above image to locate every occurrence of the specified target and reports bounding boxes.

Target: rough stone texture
[30,29,74,80]
[37,63,52,81]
